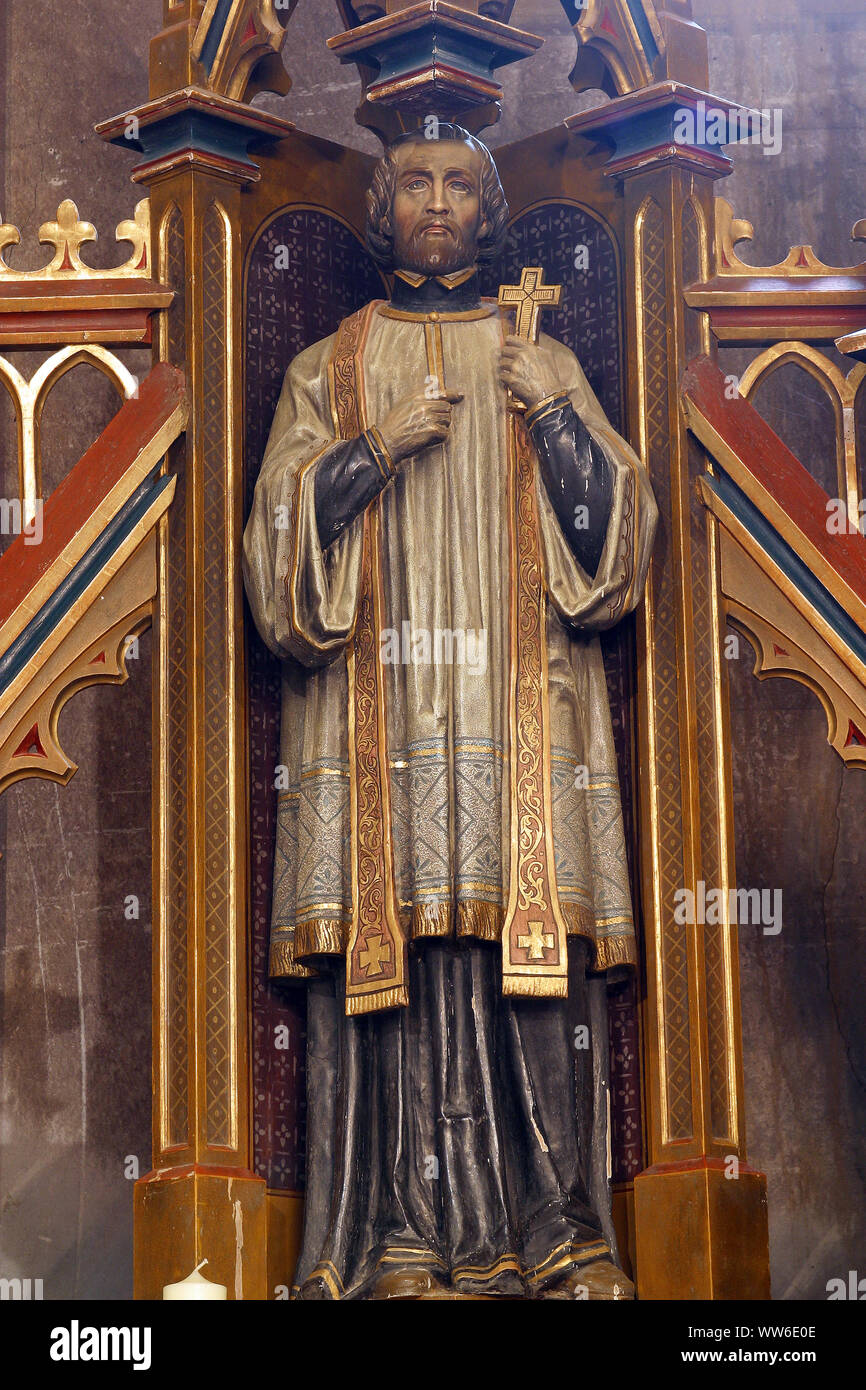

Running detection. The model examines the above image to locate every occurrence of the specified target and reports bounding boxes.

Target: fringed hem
[455,898,502,942]
[295,917,349,958]
[345,984,409,1015]
[270,900,636,982]
[502,972,568,999]
[592,932,637,973]
[269,938,317,979]
[406,901,453,939]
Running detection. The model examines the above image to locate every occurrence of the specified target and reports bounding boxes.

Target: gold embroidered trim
[332,305,408,1017]
[377,303,496,323]
[362,424,395,481]
[268,938,316,979]
[306,1261,343,1299]
[501,408,569,999]
[376,1249,447,1268]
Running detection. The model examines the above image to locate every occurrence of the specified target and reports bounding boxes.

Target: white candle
[163,1259,227,1301]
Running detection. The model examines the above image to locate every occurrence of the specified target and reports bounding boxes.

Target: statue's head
[366,123,508,276]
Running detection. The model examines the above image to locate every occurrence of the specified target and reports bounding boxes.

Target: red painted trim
[682,355,866,610]
[709,306,866,331]
[12,722,47,758]
[131,146,258,183]
[0,308,155,344]
[368,62,500,99]
[605,142,732,177]
[0,278,170,302]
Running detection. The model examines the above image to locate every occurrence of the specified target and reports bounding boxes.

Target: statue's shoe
[549,1259,635,1301]
[372,1266,449,1300]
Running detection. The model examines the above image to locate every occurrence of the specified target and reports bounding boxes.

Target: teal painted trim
[200,0,235,74]
[108,110,257,167]
[0,466,172,698]
[626,0,659,66]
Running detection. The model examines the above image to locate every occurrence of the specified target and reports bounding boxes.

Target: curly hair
[365,124,509,271]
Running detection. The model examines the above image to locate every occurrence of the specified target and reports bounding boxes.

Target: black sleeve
[313,427,395,551]
[526,393,614,579]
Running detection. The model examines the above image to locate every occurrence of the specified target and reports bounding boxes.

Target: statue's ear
[479,216,490,242]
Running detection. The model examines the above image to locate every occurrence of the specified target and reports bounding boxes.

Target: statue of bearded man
[243,124,658,1300]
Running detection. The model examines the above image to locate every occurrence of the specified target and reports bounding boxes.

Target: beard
[394,220,476,275]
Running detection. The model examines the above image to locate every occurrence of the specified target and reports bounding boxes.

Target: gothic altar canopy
[3,0,866,1303]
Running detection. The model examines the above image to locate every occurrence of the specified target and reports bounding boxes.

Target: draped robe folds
[242,294,658,1297]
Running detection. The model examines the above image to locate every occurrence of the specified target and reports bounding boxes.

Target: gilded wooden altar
[7,0,866,1300]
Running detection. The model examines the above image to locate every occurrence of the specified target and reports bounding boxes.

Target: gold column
[567,77,771,1299]
[98,4,293,1300]
[143,164,264,1302]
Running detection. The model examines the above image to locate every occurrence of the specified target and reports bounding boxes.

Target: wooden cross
[359,932,391,977]
[497,266,562,344]
[517,919,555,961]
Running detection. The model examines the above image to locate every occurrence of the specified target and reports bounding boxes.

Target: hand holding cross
[498,266,562,344]
[498,266,564,411]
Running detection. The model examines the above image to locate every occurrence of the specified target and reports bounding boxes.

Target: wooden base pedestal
[134,1164,267,1300]
[635,1158,771,1300]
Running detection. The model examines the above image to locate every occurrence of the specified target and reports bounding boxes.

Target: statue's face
[391,139,488,275]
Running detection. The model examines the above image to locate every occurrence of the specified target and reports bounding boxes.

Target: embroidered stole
[329,304,568,1012]
[330,304,408,1016]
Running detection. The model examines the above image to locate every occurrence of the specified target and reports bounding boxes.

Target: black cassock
[293,938,619,1299]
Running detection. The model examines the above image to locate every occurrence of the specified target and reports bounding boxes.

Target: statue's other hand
[499,335,564,410]
[377,387,463,464]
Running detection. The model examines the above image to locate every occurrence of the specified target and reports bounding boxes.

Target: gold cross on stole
[497,266,562,345]
[517,920,555,961]
[359,933,391,977]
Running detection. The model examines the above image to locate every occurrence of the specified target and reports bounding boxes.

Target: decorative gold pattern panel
[637,195,692,1144]
[202,200,237,1150]
[681,195,734,1145]
[157,201,191,1153]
